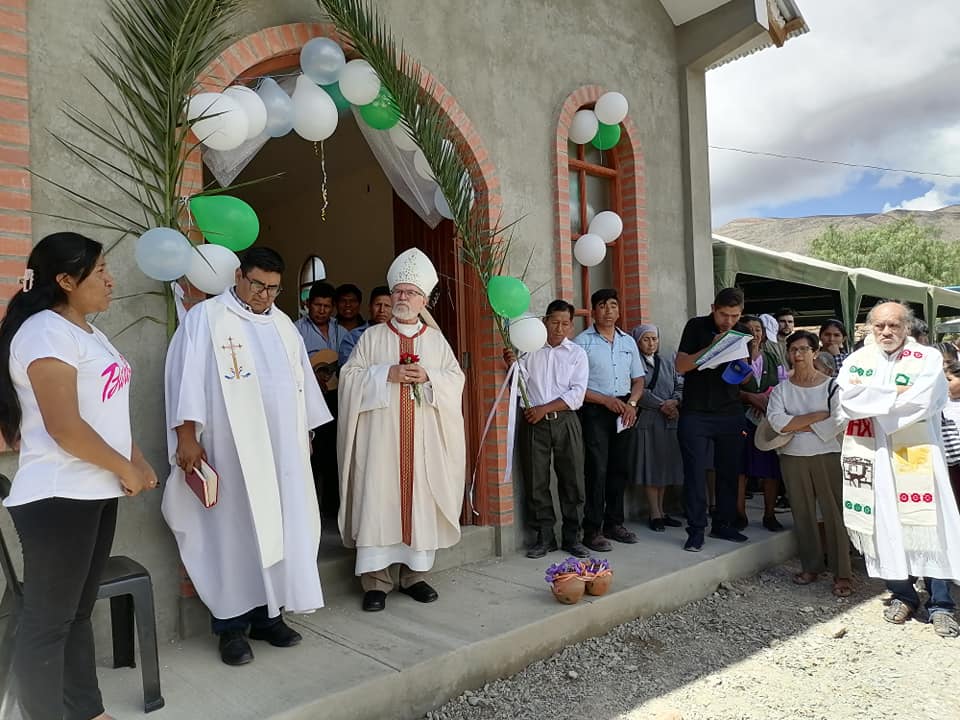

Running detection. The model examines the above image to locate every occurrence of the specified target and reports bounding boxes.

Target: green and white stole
[841,344,939,554]
[206,298,316,569]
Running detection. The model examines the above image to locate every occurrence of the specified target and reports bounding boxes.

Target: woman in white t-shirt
[766,330,852,598]
[0,232,157,720]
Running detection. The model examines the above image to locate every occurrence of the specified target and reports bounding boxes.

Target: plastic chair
[0,474,164,714]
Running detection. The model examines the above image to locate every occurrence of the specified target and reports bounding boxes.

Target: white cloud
[882,185,960,213]
[707,0,960,226]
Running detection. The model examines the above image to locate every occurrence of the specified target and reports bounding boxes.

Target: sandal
[883,599,914,625]
[792,572,818,585]
[931,611,960,638]
[832,579,853,597]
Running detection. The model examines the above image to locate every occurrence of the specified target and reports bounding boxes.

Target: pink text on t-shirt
[101,358,132,402]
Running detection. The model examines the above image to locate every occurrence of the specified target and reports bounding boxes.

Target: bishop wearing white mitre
[162,247,332,666]
[338,248,466,612]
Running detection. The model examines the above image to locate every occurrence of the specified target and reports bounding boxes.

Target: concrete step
[316,524,498,598]
[177,524,497,635]
[101,515,798,720]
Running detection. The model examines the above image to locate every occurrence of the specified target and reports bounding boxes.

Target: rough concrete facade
[0,0,769,641]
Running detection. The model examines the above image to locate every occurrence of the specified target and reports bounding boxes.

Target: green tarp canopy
[713,235,960,334]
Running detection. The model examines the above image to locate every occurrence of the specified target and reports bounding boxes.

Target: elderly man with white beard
[839,301,960,637]
[337,248,466,612]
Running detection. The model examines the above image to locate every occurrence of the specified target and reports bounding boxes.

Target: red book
[184,460,219,508]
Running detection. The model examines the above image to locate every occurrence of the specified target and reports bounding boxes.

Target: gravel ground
[427,560,960,720]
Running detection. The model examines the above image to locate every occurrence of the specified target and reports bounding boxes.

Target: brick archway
[554,86,648,328]
[184,23,512,527]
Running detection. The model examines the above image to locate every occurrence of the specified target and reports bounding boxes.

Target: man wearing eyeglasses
[162,247,333,666]
[338,248,466,612]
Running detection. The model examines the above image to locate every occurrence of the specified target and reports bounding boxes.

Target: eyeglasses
[788,346,814,355]
[392,288,425,299]
[245,276,282,297]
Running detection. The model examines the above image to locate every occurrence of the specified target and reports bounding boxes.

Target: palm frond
[45,0,253,236]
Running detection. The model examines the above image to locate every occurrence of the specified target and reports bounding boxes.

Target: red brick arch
[184,23,512,526]
[554,85,648,328]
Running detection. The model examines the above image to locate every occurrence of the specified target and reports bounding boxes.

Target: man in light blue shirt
[337,285,393,367]
[574,288,645,552]
[295,281,349,356]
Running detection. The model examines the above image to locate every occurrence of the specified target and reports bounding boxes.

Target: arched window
[556,86,647,332]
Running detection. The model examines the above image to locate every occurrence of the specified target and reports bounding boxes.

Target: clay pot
[585,572,613,596]
[551,575,585,604]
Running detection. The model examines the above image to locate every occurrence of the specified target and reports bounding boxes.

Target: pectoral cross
[221,336,247,380]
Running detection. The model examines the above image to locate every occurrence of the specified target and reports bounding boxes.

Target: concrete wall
[15,0,714,640]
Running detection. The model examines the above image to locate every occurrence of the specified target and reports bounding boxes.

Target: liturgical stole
[206,300,308,568]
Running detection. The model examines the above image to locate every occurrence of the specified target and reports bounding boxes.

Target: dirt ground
[427,560,960,720]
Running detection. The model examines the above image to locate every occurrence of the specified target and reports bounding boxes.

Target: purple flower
[544,557,584,583]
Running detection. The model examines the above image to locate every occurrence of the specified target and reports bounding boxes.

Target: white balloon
[186,243,240,295]
[187,93,248,151]
[389,123,418,152]
[300,37,345,86]
[434,185,453,220]
[292,75,339,142]
[223,85,267,140]
[589,211,624,244]
[509,316,548,353]
[135,227,193,281]
[594,91,629,125]
[569,109,599,145]
[413,148,434,182]
[338,59,380,105]
[574,233,607,267]
[256,77,294,138]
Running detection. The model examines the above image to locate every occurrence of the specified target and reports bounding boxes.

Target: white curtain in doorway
[351,107,443,229]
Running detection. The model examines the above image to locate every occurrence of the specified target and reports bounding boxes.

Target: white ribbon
[171,281,187,324]
[469,360,522,516]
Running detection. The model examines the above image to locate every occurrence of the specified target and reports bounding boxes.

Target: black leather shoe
[526,535,558,559]
[399,581,439,603]
[362,590,387,611]
[561,541,591,558]
[249,619,302,647]
[662,515,683,528]
[218,630,254,666]
[648,517,666,532]
[710,526,749,543]
[762,514,784,532]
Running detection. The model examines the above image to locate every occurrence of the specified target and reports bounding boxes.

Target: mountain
[714,204,960,254]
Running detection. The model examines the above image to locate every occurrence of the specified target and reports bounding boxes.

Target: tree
[809,218,960,287]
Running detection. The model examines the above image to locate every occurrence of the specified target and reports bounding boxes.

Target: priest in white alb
[338,248,466,612]
[162,247,332,665]
[838,301,960,637]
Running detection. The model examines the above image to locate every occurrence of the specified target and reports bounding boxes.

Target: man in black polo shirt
[675,287,748,551]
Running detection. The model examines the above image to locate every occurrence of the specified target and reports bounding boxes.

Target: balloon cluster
[133,193,260,294]
[568,91,628,151]
[567,92,629,268]
[573,210,623,268]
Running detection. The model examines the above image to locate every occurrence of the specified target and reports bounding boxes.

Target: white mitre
[387,248,438,296]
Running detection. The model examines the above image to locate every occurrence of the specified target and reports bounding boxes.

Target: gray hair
[865,300,915,327]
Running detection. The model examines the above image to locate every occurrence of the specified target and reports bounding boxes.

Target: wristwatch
[627,399,638,407]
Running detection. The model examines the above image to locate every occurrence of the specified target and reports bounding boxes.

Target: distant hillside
[715,205,960,254]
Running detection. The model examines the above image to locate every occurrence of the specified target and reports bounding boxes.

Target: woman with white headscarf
[630,324,684,531]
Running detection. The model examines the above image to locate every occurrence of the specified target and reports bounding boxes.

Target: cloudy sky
[706,0,960,228]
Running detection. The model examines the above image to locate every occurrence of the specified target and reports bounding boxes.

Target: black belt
[543,410,572,421]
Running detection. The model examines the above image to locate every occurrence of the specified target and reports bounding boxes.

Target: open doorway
[201,92,472,548]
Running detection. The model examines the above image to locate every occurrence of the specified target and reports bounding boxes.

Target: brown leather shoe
[605,525,639,544]
[583,532,612,552]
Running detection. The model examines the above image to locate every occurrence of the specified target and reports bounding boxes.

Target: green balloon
[487,275,531,319]
[358,87,400,130]
[321,82,351,113]
[189,194,260,252]
[591,122,621,151]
